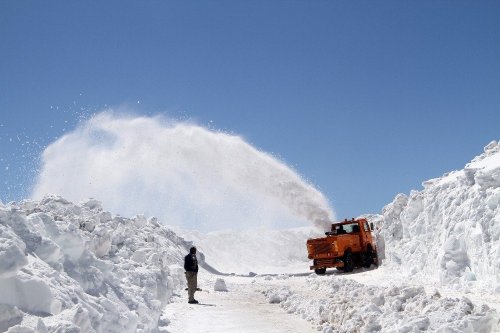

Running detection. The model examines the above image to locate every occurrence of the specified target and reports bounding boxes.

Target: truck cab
[306,218,378,274]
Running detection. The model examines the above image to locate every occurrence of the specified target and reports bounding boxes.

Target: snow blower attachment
[306,218,378,274]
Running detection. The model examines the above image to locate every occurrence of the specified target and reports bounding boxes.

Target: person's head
[190,246,197,254]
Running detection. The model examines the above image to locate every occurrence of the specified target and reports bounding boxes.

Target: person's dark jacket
[184,253,198,272]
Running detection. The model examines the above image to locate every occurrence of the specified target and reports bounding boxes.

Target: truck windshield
[333,223,359,234]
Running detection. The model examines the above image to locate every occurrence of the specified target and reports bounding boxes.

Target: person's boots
[188,299,199,304]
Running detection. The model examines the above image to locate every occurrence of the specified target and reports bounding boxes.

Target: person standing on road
[184,246,199,304]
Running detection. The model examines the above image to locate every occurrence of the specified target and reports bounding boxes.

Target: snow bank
[265,276,499,333]
[0,196,191,332]
[377,141,500,291]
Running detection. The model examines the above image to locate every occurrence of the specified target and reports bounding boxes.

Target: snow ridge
[0,196,189,333]
[378,140,500,291]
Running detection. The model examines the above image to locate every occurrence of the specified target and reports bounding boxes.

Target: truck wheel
[343,252,354,272]
[314,268,326,275]
[362,249,373,268]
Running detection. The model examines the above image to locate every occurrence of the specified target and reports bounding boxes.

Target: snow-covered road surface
[163,274,316,333]
[163,275,317,333]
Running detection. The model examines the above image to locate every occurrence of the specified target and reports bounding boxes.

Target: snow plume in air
[31,111,334,231]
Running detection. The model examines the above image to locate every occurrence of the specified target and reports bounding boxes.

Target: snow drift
[0,196,191,332]
[377,140,500,291]
[31,111,334,232]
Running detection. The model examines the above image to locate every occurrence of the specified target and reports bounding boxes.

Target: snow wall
[377,140,500,291]
[0,196,191,333]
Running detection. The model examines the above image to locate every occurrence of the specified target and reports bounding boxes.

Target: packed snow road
[163,274,317,333]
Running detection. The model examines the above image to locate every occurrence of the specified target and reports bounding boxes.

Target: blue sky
[1,1,499,220]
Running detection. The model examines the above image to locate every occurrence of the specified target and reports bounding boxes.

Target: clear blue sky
[1,1,499,219]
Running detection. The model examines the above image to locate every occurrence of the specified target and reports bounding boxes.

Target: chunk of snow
[0,274,55,314]
[265,286,292,304]
[5,326,35,333]
[214,278,228,292]
[0,237,27,278]
[0,304,23,332]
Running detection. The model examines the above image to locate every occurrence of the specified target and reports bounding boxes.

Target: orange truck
[306,218,378,274]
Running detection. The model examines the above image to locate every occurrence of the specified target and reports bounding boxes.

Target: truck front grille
[312,243,333,255]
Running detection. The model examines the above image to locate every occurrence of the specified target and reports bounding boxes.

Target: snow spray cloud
[31,111,334,231]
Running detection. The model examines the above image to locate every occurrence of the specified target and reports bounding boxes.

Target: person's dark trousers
[185,271,198,302]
